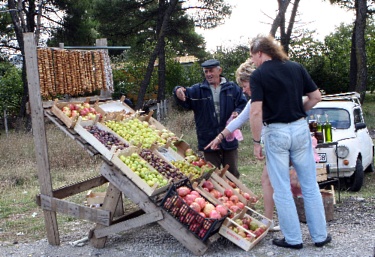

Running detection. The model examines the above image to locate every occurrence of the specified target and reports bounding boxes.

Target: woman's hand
[204,137,221,150]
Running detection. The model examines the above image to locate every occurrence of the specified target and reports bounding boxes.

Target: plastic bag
[225,115,243,142]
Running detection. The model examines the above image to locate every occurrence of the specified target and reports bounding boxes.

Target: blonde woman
[205,60,279,231]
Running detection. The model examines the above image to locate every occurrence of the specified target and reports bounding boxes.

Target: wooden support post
[90,166,123,248]
[23,32,60,245]
[94,210,163,238]
[96,38,112,99]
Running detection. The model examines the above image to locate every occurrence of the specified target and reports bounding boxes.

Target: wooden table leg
[90,174,123,248]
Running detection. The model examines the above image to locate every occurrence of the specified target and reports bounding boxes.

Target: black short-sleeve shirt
[250,60,318,124]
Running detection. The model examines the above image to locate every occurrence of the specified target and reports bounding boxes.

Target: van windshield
[307,108,350,129]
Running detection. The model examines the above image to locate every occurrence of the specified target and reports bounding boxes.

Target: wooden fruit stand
[24,33,221,255]
[24,32,271,255]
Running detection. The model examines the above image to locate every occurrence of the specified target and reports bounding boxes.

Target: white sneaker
[269,225,281,232]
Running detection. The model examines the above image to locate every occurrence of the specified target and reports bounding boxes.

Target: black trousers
[203,149,239,178]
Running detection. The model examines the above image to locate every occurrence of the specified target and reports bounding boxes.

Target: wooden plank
[90,180,123,248]
[52,175,108,199]
[94,210,163,238]
[23,32,60,245]
[40,194,110,226]
[99,163,209,256]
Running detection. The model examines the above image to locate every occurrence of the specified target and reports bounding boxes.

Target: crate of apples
[210,167,260,208]
[160,179,229,241]
[51,98,103,128]
[219,206,272,251]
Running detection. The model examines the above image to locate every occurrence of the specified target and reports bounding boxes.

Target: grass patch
[0,95,374,243]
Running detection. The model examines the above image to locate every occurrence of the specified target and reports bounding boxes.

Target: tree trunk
[349,26,357,92]
[157,0,166,102]
[8,0,37,130]
[135,0,179,110]
[269,0,300,55]
[354,0,367,104]
[270,0,290,37]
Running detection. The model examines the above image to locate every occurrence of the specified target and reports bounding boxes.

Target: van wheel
[364,161,374,173]
[347,158,364,192]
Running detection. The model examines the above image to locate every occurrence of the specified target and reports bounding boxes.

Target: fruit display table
[39,108,218,256]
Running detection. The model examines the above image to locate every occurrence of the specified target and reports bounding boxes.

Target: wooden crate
[73,117,129,161]
[111,147,170,197]
[294,188,335,222]
[51,98,87,128]
[138,110,166,131]
[316,163,328,182]
[210,170,259,207]
[173,140,191,158]
[219,206,271,251]
[50,98,104,128]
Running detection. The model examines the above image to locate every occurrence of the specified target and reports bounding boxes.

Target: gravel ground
[0,196,374,257]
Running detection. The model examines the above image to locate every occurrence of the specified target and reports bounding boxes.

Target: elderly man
[173,59,247,178]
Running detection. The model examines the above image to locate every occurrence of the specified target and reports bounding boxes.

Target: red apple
[224,188,234,198]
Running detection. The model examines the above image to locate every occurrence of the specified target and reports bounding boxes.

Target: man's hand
[176,87,186,101]
[231,112,239,119]
[253,144,265,160]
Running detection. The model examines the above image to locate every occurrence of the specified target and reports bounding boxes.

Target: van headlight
[336,145,349,159]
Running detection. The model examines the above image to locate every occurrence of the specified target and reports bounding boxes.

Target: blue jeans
[264,118,327,244]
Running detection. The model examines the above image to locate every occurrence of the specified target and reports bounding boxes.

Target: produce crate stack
[46,95,270,253]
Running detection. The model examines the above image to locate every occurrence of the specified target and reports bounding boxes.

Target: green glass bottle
[324,114,332,143]
[315,114,324,143]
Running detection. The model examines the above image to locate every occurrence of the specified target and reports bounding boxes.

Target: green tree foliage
[0,62,23,116]
[47,0,99,46]
[212,45,249,83]
[92,0,231,108]
[289,21,375,94]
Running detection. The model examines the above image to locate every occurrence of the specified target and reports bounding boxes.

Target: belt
[263,117,305,126]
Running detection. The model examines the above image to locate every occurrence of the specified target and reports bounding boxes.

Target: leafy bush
[0,62,23,117]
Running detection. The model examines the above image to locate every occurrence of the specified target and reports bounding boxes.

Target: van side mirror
[355,122,366,131]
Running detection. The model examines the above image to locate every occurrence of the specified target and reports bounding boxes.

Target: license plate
[318,153,327,163]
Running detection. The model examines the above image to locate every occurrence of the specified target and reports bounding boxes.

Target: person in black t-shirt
[249,35,331,249]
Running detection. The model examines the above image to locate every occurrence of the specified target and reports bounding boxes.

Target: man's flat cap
[201,59,220,68]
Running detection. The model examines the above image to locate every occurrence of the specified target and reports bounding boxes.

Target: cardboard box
[86,190,106,208]
[173,140,191,158]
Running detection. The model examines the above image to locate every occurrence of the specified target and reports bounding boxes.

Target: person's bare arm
[304,89,321,111]
[250,101,264,160]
